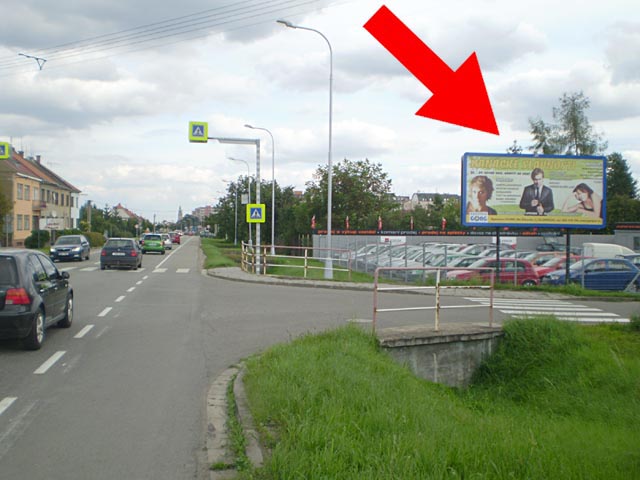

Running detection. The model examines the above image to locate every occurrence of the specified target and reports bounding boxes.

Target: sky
[1,0,639,223]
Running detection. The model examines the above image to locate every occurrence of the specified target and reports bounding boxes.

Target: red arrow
[364,5,499,135]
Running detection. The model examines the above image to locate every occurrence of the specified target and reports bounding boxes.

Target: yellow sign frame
[0,142,9,159]
[188,121,208,143]
[246,204,266,223]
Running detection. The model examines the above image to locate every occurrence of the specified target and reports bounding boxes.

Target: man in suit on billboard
[519,167,554,215]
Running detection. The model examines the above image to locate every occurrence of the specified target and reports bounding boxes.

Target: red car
[446,257,540,286]
[534,255,585,279]
[169,232,181,244]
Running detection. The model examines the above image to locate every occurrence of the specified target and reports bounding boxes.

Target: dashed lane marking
[0,397,17,417]
[74,325,95,338]
[97,307,112,317]
[34,351,66,374]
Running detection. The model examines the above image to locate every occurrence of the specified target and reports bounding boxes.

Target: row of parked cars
[340,242,640,291]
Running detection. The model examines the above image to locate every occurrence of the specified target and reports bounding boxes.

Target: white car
[161,233,172,250]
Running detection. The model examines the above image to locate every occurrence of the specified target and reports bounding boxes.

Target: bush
[85,231,106,247]
[24,230,50,248]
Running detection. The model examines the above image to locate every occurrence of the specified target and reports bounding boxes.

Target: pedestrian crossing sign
[188,121,208,143]
[246,204,266,223]
[0,142,9,159]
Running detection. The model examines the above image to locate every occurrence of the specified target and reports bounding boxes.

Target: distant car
[616,254,640,267]
[169,232,181,244]
[161,233,172,250]
[100,238,142,270]
[50,234,91,262]
[534,255,584,279]
[140,233,165,254]
[0,249,73,350]
[542,258,640,291]
[446,257,540,286]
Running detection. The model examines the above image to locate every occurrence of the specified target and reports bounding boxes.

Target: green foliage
[201,238,239,268]
[607,152,638,199]
[243,322,640,479]
[528,91,607,155]
[24,230,50,248]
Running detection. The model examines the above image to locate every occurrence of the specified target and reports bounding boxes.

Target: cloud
[605,21,640,84]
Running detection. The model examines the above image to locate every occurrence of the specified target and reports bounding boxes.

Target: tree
[528,91,607,155]
[304,158,395,230]
[606,152,638,199]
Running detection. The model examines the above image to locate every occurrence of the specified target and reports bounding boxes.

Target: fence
[372,266,495,333]
[241,242,353,279]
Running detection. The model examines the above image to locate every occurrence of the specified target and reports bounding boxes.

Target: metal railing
[241,242,353,279]
[372,266,495,333]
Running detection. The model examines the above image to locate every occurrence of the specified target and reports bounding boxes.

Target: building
[407,192,460,210]
[192,205,215,223]
[0,147,81,247]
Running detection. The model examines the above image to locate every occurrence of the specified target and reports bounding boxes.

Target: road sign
[0,142,9,159]
[246,204,266,223]
[189,121,208,143]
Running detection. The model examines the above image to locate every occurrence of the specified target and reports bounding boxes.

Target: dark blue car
[542,258,640,292]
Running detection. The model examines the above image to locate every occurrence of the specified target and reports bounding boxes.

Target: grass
[240,318,640,479]
[200,238,241,268]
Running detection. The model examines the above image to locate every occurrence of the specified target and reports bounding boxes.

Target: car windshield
[106,239,133,248]
[145,235,161,241]
[0,256,18,285]
[56,237,81,245]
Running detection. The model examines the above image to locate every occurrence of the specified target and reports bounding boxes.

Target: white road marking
[153,268,167,273]
[74,325,95,338]
[34,351,66,374]
[80,266,99,271]
[176,268,190,273]
[0,397,17,416]
[136,280,143,285]
[115,296,125,303]
[143,275,149,280]
[127,287,135,292]
[0,400,39,462]
[98,307,112,317]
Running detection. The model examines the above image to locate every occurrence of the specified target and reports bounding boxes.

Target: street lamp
[222,179,238,246]
[245,124,276,255]
[277,19,334,279]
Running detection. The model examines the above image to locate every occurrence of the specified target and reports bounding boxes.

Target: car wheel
[57,295,73,328]
[24,309,45,350]
[100,264,106,270]
[161,250,165,255]
[522,279,536,287]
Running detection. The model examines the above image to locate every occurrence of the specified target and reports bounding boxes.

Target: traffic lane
[0,262,211,479]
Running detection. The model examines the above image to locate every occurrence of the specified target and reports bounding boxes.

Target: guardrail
[372,266,495,333]
[241,242,353,279]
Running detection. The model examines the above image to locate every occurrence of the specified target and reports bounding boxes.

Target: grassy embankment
[236,317,640,479]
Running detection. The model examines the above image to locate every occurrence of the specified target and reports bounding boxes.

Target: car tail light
[5,288,31,305]
[130,250,138,257]
[101,250,107,256]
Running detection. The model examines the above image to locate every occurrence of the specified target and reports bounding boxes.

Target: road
[1,237,637,479]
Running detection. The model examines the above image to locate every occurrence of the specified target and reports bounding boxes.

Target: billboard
[461,153,606,229]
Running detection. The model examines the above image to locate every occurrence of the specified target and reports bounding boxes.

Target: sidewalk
[206,266,574,299]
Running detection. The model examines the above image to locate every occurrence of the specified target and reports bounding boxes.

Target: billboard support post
[495,228,501,281]
[565,231,571,286]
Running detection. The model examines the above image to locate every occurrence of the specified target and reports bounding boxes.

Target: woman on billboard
[467,175,497,215]
[561,183,602,218]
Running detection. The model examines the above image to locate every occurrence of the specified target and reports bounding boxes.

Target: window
[28,255,47,283]
[17,184,23,200]
[16,215,23,231]
[37,254,59,280]
[25,216,30,231]
[33,188,38,201]
[24,185,30,201]
[608,260,632,272]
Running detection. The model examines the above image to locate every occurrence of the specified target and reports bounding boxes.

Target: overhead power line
[0,0,348,76]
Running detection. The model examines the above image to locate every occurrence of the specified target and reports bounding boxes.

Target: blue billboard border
[460,152,607,230]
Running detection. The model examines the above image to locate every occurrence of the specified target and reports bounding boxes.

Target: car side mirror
[61,271,70,279]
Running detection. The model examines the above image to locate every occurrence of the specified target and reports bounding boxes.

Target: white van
[581,242,635,258]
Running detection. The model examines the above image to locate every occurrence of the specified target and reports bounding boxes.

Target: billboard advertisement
[461,153,606,229]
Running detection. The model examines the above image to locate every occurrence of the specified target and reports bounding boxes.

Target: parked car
[140,233,165,254]
[616,253,640,267]
[534,255,584,279]
[0,249,73,350]
[169,232,181,244]
[446,257,540,286]
[161,233,172,250]
[542,258,640,291]
[100,238,143,270]
[50,234,91,262]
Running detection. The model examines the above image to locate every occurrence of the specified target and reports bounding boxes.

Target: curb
[207,365,264,480]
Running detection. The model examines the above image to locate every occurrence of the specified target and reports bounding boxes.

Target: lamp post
[277,19,334,279]
[210,136,261,273]
[245,124,276,255]
[222,180,238,245]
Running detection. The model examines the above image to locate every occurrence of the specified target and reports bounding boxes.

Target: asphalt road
[1,237,637,479]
